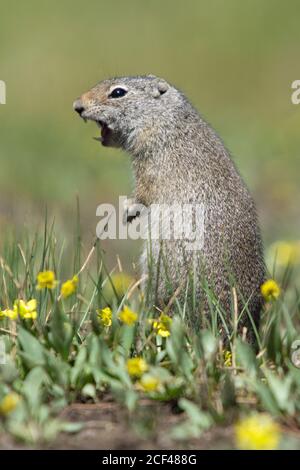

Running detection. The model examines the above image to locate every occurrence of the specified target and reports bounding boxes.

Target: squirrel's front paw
[123,198,141,224]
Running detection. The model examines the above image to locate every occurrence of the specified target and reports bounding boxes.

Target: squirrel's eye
[109,87,128,98]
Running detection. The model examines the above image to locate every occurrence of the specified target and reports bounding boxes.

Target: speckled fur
[74,75,266,341]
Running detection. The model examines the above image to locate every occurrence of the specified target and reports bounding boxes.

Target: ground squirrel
[74,75,265,342]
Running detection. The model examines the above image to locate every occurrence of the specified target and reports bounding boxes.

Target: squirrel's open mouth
[79,115,119,148]
[93,120,112,146]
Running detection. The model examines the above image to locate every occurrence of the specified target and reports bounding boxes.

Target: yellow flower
[97,307,112,327]
[224,350,232,367]
[261,279,281,302]
[119,306,138,326]
[235,414,281,450]
[103,273,134,299]
[37,270,58,290]
[0,393,20,415]
[127,357,148,378]
[61,275,78,298]
[14,299,37,320]
[151,314,172,337]
[1,308,18,320]
[139,374,161,393]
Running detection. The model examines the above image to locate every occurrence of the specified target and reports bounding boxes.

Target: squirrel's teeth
[93,136,102,142]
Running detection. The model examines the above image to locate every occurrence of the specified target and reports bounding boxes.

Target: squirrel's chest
[135,164,181,207]
[135,172,164,206]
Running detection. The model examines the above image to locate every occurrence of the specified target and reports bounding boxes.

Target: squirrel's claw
[123,198,141,224]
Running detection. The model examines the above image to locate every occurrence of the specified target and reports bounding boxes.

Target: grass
[0,217,300,449]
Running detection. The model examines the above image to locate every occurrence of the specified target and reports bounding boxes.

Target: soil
[3,396,299,450]
[0,398,234,450]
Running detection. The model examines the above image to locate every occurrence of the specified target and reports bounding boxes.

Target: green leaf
[88,335,105,385]
[119,324,135,355]
[48,304,74,360]
[266,318,283,364]
[171,399,213,440]
[44,349,71,388]
[264,370,294,413]
[70,346,87,387]
[60,421,83,433]
[166,317,194,380]
[22,366,49,410]
[236,340,258,376]
[18,327,46,368]
[178,398,212,429]
[81,383,96,398]
[254,381,281,415]
[199,329,218,361]
[0,357,19,383]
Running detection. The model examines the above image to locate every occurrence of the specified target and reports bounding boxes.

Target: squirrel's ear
[151,81,169,98]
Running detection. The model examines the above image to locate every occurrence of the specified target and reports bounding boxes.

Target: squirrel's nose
[73,99,85,116]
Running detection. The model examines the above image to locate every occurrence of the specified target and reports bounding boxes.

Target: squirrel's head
[73,75,186,153]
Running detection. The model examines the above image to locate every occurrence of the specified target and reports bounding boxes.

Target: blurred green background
[0,0,300,269]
